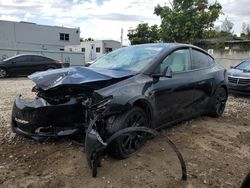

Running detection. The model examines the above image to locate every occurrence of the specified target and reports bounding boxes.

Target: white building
[0,20,80,51]
[65,40,121,63]
[0,20,84,66]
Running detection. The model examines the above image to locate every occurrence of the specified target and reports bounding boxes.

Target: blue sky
[0,0,249,45]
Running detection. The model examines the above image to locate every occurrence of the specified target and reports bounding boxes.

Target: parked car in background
[0,54,66,78]
[12,43,228,159]
[227,60,250,95]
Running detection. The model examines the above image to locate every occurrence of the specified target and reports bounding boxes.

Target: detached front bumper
[11,95,85,139]
[84,117,187,180]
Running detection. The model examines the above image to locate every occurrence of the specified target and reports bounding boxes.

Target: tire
[0,68,7,78]
[108,107,149,159]
[209,87,227,117]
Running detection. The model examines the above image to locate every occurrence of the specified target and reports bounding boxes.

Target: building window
[60,48,64,51]
[105,48,112,53]
[81,48,85,52]
[60,33,69,41]
[96,47,101,53]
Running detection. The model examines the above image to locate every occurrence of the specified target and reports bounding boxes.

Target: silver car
[228,60,250,95]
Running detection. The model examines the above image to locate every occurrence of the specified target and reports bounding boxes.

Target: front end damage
[11,67,134,140]
[11,66,187,181]
[11,95,85,140]
[12,90,188,181]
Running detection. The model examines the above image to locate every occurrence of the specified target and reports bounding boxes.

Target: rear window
[31,56,53,62]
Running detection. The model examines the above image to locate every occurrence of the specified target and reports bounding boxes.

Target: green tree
[241,22,250,37]
[154,0,222,43]
[127,23,160,45]
[221,17,234,33]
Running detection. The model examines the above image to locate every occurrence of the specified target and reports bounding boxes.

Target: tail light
[55,60,62,64]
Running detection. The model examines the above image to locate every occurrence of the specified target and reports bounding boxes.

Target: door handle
[11,61,16,64]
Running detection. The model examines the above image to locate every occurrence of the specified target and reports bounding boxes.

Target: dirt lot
[0,78,249,188]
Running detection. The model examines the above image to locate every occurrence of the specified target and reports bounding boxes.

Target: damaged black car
[12,43,228,159]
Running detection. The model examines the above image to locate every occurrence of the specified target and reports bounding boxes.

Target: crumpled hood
[28,67,135,90]
[227,68,250,78]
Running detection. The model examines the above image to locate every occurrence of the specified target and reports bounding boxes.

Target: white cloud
[0,15,24,22]
[0,0,249,42]
[0,0,167,44]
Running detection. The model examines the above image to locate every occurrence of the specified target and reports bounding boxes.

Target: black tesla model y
[12,43,228,158]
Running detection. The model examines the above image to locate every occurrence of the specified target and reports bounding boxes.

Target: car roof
[132,42,199,48]
[10,54,49,58]
[3,54,54,61]
[131,43,212,58]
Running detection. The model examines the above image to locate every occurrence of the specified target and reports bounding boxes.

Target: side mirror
[164,66,172,78]
[151,67,172,79]
[230,65,235,69]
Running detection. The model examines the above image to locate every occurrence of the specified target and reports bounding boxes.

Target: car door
[18,55,35,75]
[190,49,216,113]
[149,48,196,127]
[30,56,48,73]
[4,57,19,75]
[7,55,31,75]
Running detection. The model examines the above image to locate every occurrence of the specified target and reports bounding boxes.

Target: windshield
[2,55,24,62]
[2,56,15,61]
[235,61,250,71]
[89,45,166,72]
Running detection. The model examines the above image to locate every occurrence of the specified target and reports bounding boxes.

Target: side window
[31,56,45,62]
[159,49,191,74]
[208,56,215,65]
[16,56,30,62]
[192,50,213,70]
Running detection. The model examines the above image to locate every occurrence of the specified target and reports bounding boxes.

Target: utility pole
[120,28,123,48]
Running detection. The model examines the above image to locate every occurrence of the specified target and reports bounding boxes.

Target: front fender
[127,96,154,127]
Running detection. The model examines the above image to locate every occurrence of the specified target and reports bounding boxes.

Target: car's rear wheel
[108,107,149,159]
[209,87,227,117]
[0,68,7,78]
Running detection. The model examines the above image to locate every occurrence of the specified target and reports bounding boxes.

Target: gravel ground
[0,78,249,188]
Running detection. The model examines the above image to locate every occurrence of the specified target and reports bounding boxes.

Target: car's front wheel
[0,68,7,78]
[209,87,227,117]
[108,107,149,159]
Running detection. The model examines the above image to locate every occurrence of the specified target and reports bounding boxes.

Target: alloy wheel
[0,69,7,78]
[215,91,227,115]
[119,111,148,155]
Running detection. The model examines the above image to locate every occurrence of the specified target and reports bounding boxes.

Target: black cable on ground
[105,127,187,181]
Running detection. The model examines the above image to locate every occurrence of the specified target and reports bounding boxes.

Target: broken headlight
[89,95,113,114]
